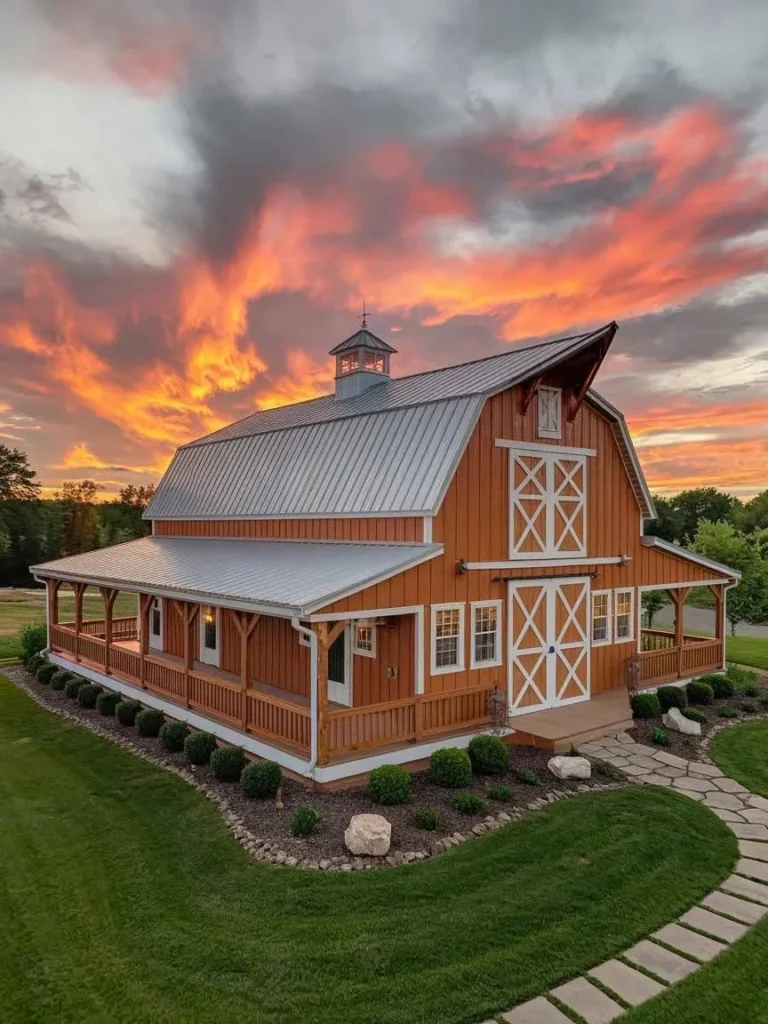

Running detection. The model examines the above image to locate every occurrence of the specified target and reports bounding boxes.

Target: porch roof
[639,536,741,582]
[32,537,442,617]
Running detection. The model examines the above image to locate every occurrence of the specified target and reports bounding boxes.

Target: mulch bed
[13,666,617,862]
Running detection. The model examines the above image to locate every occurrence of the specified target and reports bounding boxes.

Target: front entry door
[507,578,590,714]
[327,627,351,707]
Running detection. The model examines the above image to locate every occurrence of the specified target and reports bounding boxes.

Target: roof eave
[639,536,742,581]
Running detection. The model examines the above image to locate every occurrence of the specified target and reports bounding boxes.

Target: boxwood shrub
[135,709,165,738]
[414,807,441,831]
[291,806,320,837]
[430,747,473,788]
[468,735,508,775]
[19,623,47,665]
[184,730,217,765]
[453,791,489,815]
[241,759,282,798]
[96,691,122,717]
[115,700,143,727]
[210,745,247,782]
[77,683,103,709]
[37,663,58,686]
[26,653,45,675]
[650,726,669,746]
[518,767,542,786]
[686,680,714,706]
[64,677,86,699]
[159,721,190,752]
[682,707,706,724]
[489,783,511,802]
[368,764,412,805]
[657,685,687,711]
[630,692,661,719]
[696,673,734,699]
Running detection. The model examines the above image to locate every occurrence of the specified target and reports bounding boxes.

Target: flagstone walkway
[481,731,768,1024]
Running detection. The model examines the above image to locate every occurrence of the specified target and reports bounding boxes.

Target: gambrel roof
[145,322,655,521]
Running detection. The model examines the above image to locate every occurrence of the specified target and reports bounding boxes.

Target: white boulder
[344,813,391,856]
[663,706,701,736]
[547,755,591,780]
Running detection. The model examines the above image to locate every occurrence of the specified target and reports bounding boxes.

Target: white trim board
[637,579,730,592]
[465,556,628,570]
[495,438,597,457]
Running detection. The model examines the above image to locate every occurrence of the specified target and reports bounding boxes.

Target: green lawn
[710,720,768,798]
[726,636,768,672]
[0,678,737,1024]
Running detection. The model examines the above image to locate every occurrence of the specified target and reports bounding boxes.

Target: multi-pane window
[538,386,562,439]
[471,601,502,668]
[591,591,611,644]
[340,352,359,374]
[353,622,376,658]
[364,351,385,372]
[432,604,464,673]
[614,589,634,642]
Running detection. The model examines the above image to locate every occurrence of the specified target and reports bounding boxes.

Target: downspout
[291,617,318,775]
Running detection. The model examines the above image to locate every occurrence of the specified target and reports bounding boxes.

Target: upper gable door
[508,447,587,559]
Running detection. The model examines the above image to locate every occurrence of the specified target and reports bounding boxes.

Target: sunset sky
[1,1,768,500]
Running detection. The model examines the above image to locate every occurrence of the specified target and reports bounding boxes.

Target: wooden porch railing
[59,617,139,641]
[638,630,723,685]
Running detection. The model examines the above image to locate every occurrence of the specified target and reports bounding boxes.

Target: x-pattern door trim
[553,581,590,701]
[508,584,548,709]
[509,449,587,559]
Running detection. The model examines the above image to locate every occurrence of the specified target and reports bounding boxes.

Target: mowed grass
[726,635,768,672]
[710,720,768,798]
[0,678,737,1024]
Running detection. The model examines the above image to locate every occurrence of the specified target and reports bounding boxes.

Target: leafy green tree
[733,489,768,534]
[55,480,101,556]
[641,590,668,628]
[0,445,40,501]
[691,520,768,633]
[645,496,685,543]
[673,488,737,544]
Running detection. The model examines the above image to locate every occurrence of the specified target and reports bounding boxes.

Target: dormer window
[538,386,562,439]
[340,353,360,374]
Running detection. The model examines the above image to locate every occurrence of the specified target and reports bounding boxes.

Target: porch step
[508,690,633,753]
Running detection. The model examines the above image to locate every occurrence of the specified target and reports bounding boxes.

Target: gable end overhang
[640,535,741,582]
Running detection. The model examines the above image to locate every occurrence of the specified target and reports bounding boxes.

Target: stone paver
[729,822,768,841]
[741,809,768,824]
[550,978,623,1024]
[630,744,663,757]
[588,959,666,1006]
[721,873,768,906]
[703,792,748,811]
[712,777,750,794]
[652,751,690,768]
[672,776,711,793]
[622,764,652,777]
[677,788,705,802]
[652,922,728,962]
[737,857,768,883]
[627,756,662,769]
[500,997,573,1023]
[641,773,672,786]
[604,757,631,768]
[687,763,723,777]
[654,765,686,778]
[623,940,699,983]
[748,795,768,812]
[679,906,748,943]
[739,840,768,862]
[703,890,768,924]
[709,806,746,823]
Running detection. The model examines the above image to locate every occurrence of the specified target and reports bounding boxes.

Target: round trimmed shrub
[430,747,472,788]
[657,685,687,712]
[115,700,143,727]
[489,783,511,802]
[97,691,122,717]
[210,745,246,782]
[453,791,489,815]
[241,759,282,798]
[414,807,441,831]
[682,707,706,724]
[650,726,669,746]
[631,692,661,719]
[77,683,103,709]
[64,677,85,699]
[697,673,735,699]
[468,735,509,775]
[37,663,58,686]
[27,653,45,675]
[135,708,165,738]
[184,730,217,765]
[368,764,412,805]
[292,806,320,837]
[686,680,714,706]
[518,767,542,786]
[159,721,190,753]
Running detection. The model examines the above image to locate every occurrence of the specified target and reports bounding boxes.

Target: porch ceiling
[32,537,442,617]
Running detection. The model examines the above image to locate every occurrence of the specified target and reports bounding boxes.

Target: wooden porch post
[100,587,118,675]
[139,593,153,689]
[315,620,346,767]
[175,602,200,709]
[668,587,691,678]
[73,581,86,663]
[229,610,261,732]
[45,579,61,650]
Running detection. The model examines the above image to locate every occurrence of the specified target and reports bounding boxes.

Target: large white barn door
[509,449,587,559]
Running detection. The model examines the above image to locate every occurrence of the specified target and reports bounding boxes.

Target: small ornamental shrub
[19,623,47,664]
[719,707,740,719]
[657,685,687,712]
[26,653,45,675]
[135,709,165,738]
[291,806,320,837]
[184,730,217,765]
[686,681,714,706]
[368,764,412,805]
[159,721,190,752]
[77,683,103,709]
[430,748,473,788]
[64,677,85,699]
[468,735,509,775]
[50,669,72,691]
[726,663,759,688]
[631,692,661,719]
[115,700,143,727]
[650,727,670,746]
[241,759,282,798]
[518,767,542,786]
[682,708,706,724]
[97,691,122,717]
[740,700,758,715]
[210,745,247,782]
[37,663,58,686]
[453,791,489,815]
[414,807,441,831]
[488,784,512,802]
[743,684,760,698]
[696,673,735,699]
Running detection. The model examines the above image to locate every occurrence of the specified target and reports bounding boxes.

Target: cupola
[329,318,397,400]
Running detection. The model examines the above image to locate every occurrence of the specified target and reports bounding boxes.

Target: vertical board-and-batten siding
[154,517,425,542]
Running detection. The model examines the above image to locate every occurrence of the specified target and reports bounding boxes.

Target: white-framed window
[200,605,220,667]
[470,600,503,669]
[431,603,465,675]
[149,597,163,651]
[352,620,377,658]
[538,386,562,439]
[614,588,635,643]
[364,351,385,373]
[591,590,612,645]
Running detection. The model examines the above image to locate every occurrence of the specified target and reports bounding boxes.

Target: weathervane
[359,298,369,329]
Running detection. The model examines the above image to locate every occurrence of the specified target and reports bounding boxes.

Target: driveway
[654,604,768,638]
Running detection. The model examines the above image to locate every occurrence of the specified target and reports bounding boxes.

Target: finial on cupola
[329,304,397,400]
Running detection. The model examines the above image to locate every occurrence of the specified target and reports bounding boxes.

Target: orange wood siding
[161,599,199,660]
[154,517,424,542]
[352,615,414,706]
